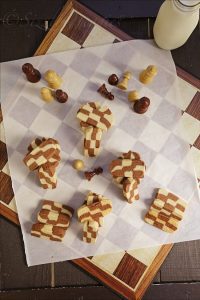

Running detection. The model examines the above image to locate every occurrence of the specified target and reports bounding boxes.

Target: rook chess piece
[22,63,41,83]
[133,97,150,114]
[139,65,158,84]
[117,71,132,90]
[40,87,54,102]
[55,89,68,103]
[44,70,63,89]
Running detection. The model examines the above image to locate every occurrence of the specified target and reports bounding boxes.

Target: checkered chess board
[0,1,199,299]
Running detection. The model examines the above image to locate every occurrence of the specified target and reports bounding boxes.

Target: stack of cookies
[31,200,74,242]
[145,188,187,233]
[77,102,114,157]
[77,192,112,243]
[109,151,146,203]
[23,137,61,189]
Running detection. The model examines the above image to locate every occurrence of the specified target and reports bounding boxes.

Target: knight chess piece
[117,71,132,90]
[139,65,158,84]
[44,70,63,89]
[22,63,41,83]
[133,97,150,114]
[98,84,114,100]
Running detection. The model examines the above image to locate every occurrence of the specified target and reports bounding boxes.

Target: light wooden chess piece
[139,65,158,84]
[40,87,54,102]
[117,71,132,90]
[44,70,63,89]
[128,90,140,102]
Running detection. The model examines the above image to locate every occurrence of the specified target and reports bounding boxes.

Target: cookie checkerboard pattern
[0,3,199,297]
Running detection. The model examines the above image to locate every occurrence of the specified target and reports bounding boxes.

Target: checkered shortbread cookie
[31,200,74,242]
[145,188,187,233]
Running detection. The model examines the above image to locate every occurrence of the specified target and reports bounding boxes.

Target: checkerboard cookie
[31,200,74,242]
[109,151,146,203]
[77,191,112,243]
[145,188,187,233]
[83,220,99,243]
[77,102,114,157]
[24,137,61,189]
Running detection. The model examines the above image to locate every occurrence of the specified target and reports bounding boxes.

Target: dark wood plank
[1,283,200,300]
[160,241,200,282]
[0,217,51,289]
[110,18,149,39]
[0,286,122,300]
[54,261,98,286]
[0,22,47,62]
[144,283,200,300]
[79,0,164,18]
[0,0,66,20]
[0,0,164,20]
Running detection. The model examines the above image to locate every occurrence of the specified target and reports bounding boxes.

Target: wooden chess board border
[0,1,198,299]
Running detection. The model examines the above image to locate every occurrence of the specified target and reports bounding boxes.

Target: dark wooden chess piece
[84,167,103,181]
[108,74,119,86]
[98,84,114,100]
[22,63,41,83]
[134,97,150,114]
[55,89,68,103]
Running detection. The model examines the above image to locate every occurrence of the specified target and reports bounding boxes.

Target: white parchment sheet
[1,40,199,266]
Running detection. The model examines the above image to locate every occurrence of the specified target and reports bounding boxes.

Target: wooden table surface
[0,1,200,299]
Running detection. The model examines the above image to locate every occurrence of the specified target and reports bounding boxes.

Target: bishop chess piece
[44,70,63,89]
[117,71,132,90]
[22,63,41,83]
[139,65,157,84]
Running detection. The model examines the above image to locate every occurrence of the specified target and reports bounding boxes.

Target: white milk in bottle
[153,0,200,50]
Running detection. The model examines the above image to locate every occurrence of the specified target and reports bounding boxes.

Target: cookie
[41,200,74,218]
[31,223,66,242]
[144,188,187,233]
[83,220,99,243]
[84,126,103,157]
[38,209,70,228]
[109,158,145,178]
[123,178,139,203]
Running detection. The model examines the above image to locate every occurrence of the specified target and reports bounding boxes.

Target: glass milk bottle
[153,0,200,50]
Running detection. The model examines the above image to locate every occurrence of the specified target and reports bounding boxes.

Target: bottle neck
[173,0,200,12]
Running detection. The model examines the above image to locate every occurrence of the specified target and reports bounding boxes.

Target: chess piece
[40,87,54,102]
[139,65,158,84]
[22,63,41,83]
[134,97,150,114]
[85,167,103,181]
[117,71,132,90]
[108,74,119,86]
[73,159,85,171]
[55,89,68,103]
[98,84,114,100]
[128,90,140,102]
[44,70,62,89]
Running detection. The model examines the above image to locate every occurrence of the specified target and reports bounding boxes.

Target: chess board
[0,0,199,299]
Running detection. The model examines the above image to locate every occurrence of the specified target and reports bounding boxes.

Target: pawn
[139,65,157,84]
[22,63,41,83]
[44,70,62,89]
[134,97,150,114]
[40,87,54,103]
[128,90,140,102]
[117,71,132,90]
[55,89,68,103]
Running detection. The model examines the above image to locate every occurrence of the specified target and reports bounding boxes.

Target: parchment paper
[1,40,199,266]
